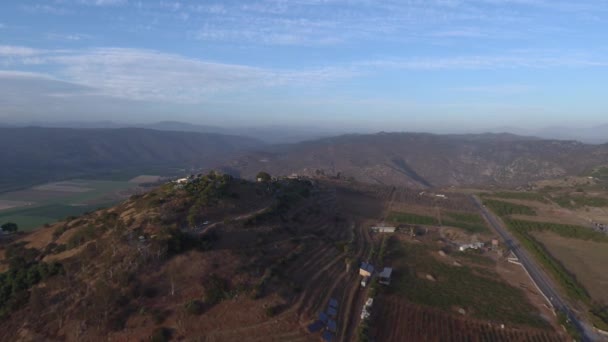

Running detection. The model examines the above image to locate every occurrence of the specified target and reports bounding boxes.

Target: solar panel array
[306,297,339,341]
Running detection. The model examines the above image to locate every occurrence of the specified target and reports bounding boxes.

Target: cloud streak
[1,45,607,104]
[0,47,354,103]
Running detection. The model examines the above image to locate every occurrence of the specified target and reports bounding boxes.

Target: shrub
[204,275,229,305]
[265,304,282,317]
[184,299,204,315]
[150,327,172,342]
[66,225,97,249]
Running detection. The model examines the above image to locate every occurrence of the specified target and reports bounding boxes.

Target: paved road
[471,195,601,342]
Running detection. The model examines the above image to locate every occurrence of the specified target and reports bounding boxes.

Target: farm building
[359,262,375,277]
[458,242,484,252]
[371,226,396,233]
[378,267,393,285]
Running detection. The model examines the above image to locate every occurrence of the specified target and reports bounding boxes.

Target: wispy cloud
[45,33,92,41]
[0,45,44,57]
[1,44,606,104]
[449,84,535,94]
[0,47,353,103]
[21,4,72,15]
[357,52,608,70]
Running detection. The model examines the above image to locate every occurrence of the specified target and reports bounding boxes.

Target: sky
[0,0,607,132]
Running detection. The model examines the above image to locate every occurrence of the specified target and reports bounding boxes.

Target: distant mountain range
[0,127,262,191]
[223,132,608,188]
[485,124,608,144]
[0,126,606,191]
[6,121,341,144]
[4,120,605,144]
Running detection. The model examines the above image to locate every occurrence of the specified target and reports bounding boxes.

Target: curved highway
[471,195,600,342]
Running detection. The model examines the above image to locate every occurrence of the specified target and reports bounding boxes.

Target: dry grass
[534,231,608,302]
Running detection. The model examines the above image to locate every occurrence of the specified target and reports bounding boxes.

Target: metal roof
[327,320,337,332]
[319,312,329,323]
[379,267,393,278]
[360,262,375,273]
[322,331,334,341]
[307,321,324,333]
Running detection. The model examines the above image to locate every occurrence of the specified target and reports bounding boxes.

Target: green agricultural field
[551,194,608,209]
[0,179,142,231]
[442,211,488,233]
[387,241,547,328]
[482,199,536,216]
[481,191,548,203]
[591,166,608,181]
[387,211,438,225]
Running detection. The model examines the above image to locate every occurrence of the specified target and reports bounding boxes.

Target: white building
[458,242,484,252]
[371,226,396,233]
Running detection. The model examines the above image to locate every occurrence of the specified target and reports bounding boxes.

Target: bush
[184,299,204,315]
[204,275,230,305]
[256,171,271,182]
[265,304,282,317]
[0,248,63,318]
[1,222,18,233]
[52,225,69,239]
[150,327,172,342]
[66,225,98,249]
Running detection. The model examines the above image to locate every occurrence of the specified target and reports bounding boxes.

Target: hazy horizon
[1,1,608,131]
[2,119,606,144]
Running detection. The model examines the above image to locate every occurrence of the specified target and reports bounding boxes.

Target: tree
[1,222,18,233]
[256,171,271,182]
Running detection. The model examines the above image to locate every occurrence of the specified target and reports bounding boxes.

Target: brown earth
[534,231,608,303]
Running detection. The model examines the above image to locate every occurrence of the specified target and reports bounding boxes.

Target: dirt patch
[534,231,608,303]
[22,224,57,250]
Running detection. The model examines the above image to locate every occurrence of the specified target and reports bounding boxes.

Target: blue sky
[0,0,607,131]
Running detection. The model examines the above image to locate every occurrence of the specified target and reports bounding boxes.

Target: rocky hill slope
[0,173,350,341]
[223,132,608,188]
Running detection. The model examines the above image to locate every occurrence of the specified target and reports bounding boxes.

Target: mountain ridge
[223,132,608,188]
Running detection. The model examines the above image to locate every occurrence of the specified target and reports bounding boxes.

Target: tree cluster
[0,243,63,318]
[1,222,18,233]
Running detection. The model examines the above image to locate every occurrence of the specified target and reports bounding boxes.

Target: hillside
[223,132,608,188]
[0,173,562,341]
[0,175,567,341]
[0,127,262,191]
